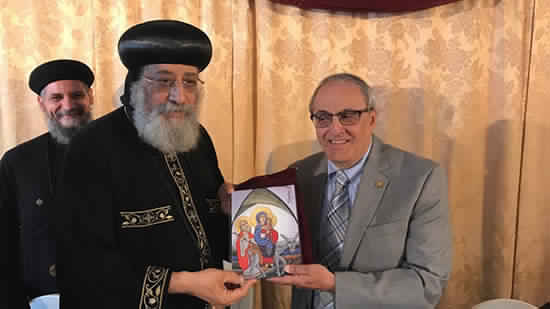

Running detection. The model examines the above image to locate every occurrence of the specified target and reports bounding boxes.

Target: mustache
[52,106,86,119]
[153,102,195,115]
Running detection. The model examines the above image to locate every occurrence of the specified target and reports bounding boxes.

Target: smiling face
[141,63,201,120]
[38,80,93,127]
[131,63,204,153]
[38,79,94,144]
[311,79,376,169]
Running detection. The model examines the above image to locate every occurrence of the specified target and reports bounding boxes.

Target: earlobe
[37,96,46,112]
[88,88,95,105]
[370,110,377,125]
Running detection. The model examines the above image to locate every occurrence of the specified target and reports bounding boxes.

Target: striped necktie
[316,170,351,309]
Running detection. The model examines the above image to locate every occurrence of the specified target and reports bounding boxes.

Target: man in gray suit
[269,73,452,308]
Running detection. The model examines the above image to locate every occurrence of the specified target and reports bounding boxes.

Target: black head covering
[118,20,212,106]
[118,20,212,72]
[29,59,94,95]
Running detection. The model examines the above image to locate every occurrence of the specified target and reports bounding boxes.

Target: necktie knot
[335,170,349,188]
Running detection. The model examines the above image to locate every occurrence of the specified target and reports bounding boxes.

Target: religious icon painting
[231,184,303,279]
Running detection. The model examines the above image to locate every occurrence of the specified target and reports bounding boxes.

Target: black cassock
[1,133,65,308]
[57,107,229,309]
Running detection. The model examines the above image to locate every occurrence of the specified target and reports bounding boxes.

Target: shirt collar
[327,138,373,181]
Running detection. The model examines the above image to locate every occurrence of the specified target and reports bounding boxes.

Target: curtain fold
[514,0,550,305]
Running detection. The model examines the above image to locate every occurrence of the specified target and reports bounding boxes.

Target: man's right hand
[168,268,256,306]
[217,182,234,215]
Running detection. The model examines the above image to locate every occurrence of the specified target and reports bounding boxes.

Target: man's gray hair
[309,73,374,112]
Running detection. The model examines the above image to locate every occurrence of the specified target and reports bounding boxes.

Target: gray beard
[131,84,201,153]
[45,110,92,145]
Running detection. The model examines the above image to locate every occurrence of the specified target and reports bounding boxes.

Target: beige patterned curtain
[1,0,548,308]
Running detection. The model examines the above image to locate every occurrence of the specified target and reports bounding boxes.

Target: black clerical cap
[118,20,212,72]
[28,59,94,95]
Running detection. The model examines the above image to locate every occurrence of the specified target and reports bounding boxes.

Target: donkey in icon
[272,233,300,276]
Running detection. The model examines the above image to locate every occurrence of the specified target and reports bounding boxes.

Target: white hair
[131,81,203,153]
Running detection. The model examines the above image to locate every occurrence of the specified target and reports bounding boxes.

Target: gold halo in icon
[250,206,277,227]
[233,216,252,233]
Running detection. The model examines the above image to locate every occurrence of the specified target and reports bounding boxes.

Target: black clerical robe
[1,133,65,308]
[56,107,228,309]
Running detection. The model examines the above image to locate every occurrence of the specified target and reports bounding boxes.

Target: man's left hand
[267,264,335,292]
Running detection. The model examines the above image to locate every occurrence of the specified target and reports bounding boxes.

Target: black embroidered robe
[56,108,228,309]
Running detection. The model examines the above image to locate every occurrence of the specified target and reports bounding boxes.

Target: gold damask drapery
[1,0,549,308]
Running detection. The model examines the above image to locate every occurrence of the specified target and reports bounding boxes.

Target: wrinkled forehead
[312,80,367,112]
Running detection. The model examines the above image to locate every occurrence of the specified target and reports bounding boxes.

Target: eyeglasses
[310,107,373,128]
[143,75,204,92]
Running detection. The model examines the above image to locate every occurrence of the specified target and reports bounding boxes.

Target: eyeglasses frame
[310,106,374,128]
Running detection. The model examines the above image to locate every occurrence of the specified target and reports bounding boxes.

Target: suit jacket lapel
[308,156,327,263]
[340,136,391,267]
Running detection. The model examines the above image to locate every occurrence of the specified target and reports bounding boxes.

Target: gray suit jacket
[291,135,452,309]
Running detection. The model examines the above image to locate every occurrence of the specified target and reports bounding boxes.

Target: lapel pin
[35,198,44,207]
[375,181,385,188]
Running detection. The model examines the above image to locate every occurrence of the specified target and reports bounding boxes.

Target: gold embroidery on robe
[139,265,169,309]
[120,206,174,228]
[163,153,211,268]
